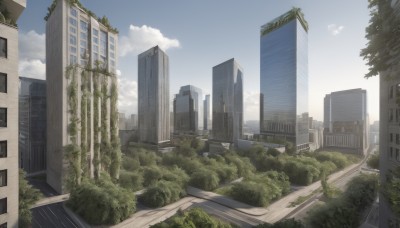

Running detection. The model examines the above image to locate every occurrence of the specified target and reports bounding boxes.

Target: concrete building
[212,58,243,143]
[174,85,203,135]
[203,94,212,131]
[369,121,379,145]
[119,112,126,130]
[19,77,46,175]
[260,8,309,152]
[323,89,369,155]
[0,0,26,226]
[138,46,170,144]
[126,114,138,130]
[380,1,400,226]
[46,0,119,193]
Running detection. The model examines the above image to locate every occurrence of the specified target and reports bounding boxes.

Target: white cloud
[119,24,180,57]
[19,30,46,79]
[19,59,46,80]
[244,91,259,121]
[118,72,138,114]
[327,24,344,36]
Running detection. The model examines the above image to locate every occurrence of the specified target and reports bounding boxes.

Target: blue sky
[18,0,379,122]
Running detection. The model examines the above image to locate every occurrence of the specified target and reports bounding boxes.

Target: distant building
[19,77,47,175]
[309,117,323,151]
[323,89,369,155]
[126,114,138,130]
[203,94,212,130]
[138,46,170,144]
[369,121,379,145]
[0,0,26,226]
[260,8,309,152]
[174,85,203,135]
[119,112,127,130]
[212,58,243,143]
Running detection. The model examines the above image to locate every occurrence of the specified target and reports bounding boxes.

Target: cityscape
[0,0,398,227]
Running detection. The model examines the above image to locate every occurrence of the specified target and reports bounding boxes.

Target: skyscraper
[173,85,203,135]
[212,58,243,143]
[46,0,120,193]
[204,94,212,130]
[138,46,170,144]
[323,89,368,155]
[260,8,309,152]
[0,0,26,226]
[19,77,47,175]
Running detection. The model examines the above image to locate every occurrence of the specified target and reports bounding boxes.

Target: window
[70,46,76,54]
[397,134,400,145]
[0,170,6,187]
[0,73,6,93]
[397,83,400,96]
[93,29,99,36]
[70,35,77,45]
[390,86,394,99]
[70,55,77,65]
[397,149,400,161]
[70,7,77,17]
[0,38,6,58]
[390,147,393,158]
[0,141,6,158]
[0,108,6,128]
[69,17,77,26]
[0,198,6,214]
[391,133,394,143]
[390,109,394,122]
[80,20,88,31]
[70,26,76,34]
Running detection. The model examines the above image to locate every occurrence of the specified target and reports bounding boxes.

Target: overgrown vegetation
[67,173,136,225]
[151,207,233,228]
[383,167,400,216]
[255,219,305,228]
[367,153,379,170]
[19,170,42,228]
[306,174,379,228]
[0,0,17,27]
[360,0,400,79]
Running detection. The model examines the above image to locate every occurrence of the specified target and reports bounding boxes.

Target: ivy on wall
[110,77,121,180]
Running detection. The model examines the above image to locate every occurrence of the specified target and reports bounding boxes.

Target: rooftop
[260,7,308,36]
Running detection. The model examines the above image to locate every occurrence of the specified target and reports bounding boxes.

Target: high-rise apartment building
[0,0,26,226]
[212,58,243,143]
[323,89,368,155]
[19,77,47,175]
[204,94,211,130]
[138,46,170,144]
[260,8,309,152]
[174,85,203,135]
[46,0,119,193]
[380,1,400,226]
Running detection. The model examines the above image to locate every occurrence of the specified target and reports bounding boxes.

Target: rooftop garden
[0,0,17,27]
[261,7,308,36]
[44,0,119,33]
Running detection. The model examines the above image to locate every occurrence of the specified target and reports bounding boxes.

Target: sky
[17,0,379,123]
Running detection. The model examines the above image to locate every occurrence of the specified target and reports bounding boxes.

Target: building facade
[0,0,26,226]
[380,1,400,226]
[138,46,170,144]
[260,8,309,152]
[46,0,119,193]
[203,94,211,131]
[174,85,203,135]
[323,89,369,155]
[19,77,46,175]
[212,58,243,143]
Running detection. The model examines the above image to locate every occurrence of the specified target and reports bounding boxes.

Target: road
[287,145,378,223]
[32,202,79,228]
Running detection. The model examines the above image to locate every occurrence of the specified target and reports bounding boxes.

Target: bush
[314,152,348,169]
[255,218,305,228]
[307,174,378,228]
[119,170,143,191]
[139,181,185,208]
[142,166,163,187]
[230,182,270,207]
[122,156,140,171]
[67,179,136,225]
[189,169,220,191]
[19,170,42,227]
[367,153,379,169]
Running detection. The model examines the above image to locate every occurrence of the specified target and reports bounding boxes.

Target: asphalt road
[32,203,79,228]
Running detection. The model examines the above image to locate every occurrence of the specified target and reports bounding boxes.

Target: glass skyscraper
[212,58,243,143]
[173,85,203,135]
[260,8,309,152]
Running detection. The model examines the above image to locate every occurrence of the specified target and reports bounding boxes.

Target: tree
[189,169,220,191]
[367,153,379,169]
[19,170,42,227]
[255,219,305,228]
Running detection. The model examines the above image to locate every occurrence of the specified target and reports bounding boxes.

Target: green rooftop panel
[261,7,309,36]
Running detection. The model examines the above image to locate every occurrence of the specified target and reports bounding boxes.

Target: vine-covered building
[46,0,120,194]
[138,46,170,144]
[0,0,26,226]
[173,85,204,135]
[212,58,243,143]
[260,8,310,152]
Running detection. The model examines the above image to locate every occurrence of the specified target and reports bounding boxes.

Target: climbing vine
[100,75,111,172]
[65,64,82,190]
[80,68,89,177]
[110,76,121,180]
[93,69,101,180]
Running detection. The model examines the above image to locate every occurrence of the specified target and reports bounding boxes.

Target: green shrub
[119,170,143,191]
[367,153,379,169]
[189,169,220,191]
[142,166,163,187]
[255,218,305,228]
[139,181,185,208]
[67,179,136,225]
[122,156,140,171]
